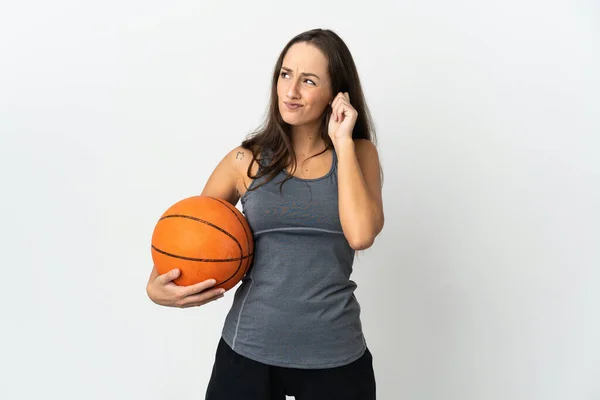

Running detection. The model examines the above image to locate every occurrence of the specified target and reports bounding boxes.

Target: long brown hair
[241,28,377,192]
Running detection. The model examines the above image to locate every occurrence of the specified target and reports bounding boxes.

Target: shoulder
[228,146,253,163]
[221,146,252,174]
[224,145,263,178]
[353,139,379,160]
[352,139,382,185]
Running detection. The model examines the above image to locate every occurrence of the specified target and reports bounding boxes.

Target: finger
[330,93,342,112]
[333,101,348,122]
[334,95,350,109]
[337,97,355,118]
[180,278,219,296]
[328,103,336,123]
[332,93,345,109]
[178,290,225,308]
[331,97,345,121]
[181,295,224,308]
[157,268,180,284]
[332,103,341,122]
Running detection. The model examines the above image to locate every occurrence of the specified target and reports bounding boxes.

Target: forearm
[335,139,383,250]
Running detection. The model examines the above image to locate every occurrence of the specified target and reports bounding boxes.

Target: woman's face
[277,42,333,128]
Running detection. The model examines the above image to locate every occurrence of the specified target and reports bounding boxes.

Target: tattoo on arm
[236,151,244,160]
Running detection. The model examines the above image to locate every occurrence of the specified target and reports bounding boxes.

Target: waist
[222,278,365,368]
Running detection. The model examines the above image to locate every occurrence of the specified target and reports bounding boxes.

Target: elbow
[349,236,375,251]
[345,213,384,251]
[348,220,384,251]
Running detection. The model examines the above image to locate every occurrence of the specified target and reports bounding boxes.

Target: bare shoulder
[226,145,261,197]
[353,139,379,160]
[200,145,256,205]
[353,138,382,193]
[227,145,259,177]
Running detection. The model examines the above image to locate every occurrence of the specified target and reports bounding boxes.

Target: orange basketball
[151,195,254,291]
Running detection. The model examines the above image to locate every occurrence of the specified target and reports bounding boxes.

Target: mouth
[283,102,303,111]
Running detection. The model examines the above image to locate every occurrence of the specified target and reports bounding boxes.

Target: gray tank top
[221,148,366,369]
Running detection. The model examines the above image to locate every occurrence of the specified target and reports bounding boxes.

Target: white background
[1,0,599,399]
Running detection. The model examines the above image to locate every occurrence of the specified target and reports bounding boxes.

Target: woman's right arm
[146,146,250,308]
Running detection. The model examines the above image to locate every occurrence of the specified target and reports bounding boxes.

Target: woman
[146,28,384,400]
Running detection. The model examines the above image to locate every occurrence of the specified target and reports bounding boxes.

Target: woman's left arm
[334,138,384,250]
[329,92,384,250]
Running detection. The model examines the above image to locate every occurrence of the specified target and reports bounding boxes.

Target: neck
[290,123,326,157]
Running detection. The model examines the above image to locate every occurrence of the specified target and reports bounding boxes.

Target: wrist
[332,137,355,153]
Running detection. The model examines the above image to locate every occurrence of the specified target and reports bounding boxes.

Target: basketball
[151,195,254,291]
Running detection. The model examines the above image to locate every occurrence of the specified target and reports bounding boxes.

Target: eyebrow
[281,66,321,80]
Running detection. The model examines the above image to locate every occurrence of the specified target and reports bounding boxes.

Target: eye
[280,72,289,78]
[304,79,316,85]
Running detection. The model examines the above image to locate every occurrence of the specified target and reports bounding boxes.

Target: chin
[279,106,321,127]
[283,117,300,126]
[279,110,301,126]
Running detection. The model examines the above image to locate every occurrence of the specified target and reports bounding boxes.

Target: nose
[286,78,301,100]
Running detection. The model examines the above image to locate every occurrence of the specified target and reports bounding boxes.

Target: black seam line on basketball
[151,245,253,262]
[159,214,239,243]
[207,197,249,282]
[158,210,246,285]
[209,197,251,253]
[207,197,253,277]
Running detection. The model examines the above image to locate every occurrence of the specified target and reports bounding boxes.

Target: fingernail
[219,289,226,294]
